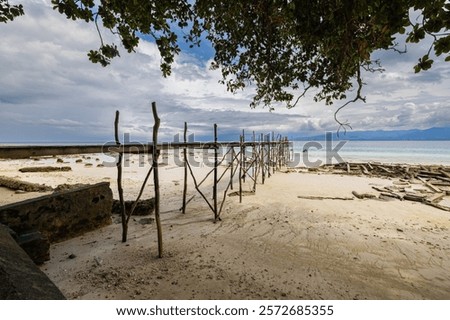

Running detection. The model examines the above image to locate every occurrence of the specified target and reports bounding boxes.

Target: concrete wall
[0,224,65,299]
[0,182,113,242]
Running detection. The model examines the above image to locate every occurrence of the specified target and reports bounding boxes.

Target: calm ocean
[291,140,450,166]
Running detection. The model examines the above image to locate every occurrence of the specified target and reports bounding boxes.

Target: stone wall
[0,182,113,242]
[0,224,65,299]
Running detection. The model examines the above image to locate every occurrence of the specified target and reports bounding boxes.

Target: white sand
[1,154,450,299]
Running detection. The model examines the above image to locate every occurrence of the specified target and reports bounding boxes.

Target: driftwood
[426,193,446,203]
[425,202,450,212]
[19,166,71,173]
[352,191,377,199]
[417,176,442,193]
[403,194,427,202]
[306,162,450,212]
[229,190,255,197]
[297,195,354,200]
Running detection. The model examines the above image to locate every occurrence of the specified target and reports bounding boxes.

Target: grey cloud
[1,0,450,144]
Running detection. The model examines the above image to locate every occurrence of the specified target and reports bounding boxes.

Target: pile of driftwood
[301,162,450,212]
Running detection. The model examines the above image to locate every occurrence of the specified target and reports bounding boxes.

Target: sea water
[291,140,450,166]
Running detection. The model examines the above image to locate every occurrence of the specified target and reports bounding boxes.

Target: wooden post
[182,122,188,214]
[114,111,127,243]
[261,133,265,184]
[239,134,243,204]
[213,124,218,220]
[230,147,234,190]
[267,133,272,178]
[252,131,257,192]
[151,102,163,258]
[242,129,246,183]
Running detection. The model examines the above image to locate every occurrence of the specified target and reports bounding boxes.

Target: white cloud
[1,0,450,143]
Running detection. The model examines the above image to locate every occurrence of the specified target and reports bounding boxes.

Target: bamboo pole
[182,122,188,214]
[151,102,163,258]
[242,130,246,183]
[114,111,128,243]
[213,124,219,221]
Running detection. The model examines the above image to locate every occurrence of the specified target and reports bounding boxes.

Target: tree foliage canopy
[8,1,450,113]
[0,0,24,23]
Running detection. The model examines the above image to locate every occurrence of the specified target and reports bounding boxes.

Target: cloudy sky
[1,0,450,143]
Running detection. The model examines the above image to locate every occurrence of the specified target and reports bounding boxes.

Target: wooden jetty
[0,102,291,258]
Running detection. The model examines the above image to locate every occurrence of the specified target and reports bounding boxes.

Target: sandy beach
[1,152,450,299]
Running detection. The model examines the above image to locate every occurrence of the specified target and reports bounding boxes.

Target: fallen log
[352,191,377,199]
[403,194,426,202]
[380,192,403,200]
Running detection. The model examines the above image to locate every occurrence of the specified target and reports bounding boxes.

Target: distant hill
[294,127,450,141]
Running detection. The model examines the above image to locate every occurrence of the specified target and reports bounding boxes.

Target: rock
[139,218,155,225]
[68,253,76,259]
[0,182,113,242]
[0,224,65,299]
[16,231,50,265]
[0,175,53,192]
[112,198,155,216]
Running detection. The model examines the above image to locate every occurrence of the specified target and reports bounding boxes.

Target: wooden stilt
[230,147,234,190]
[213,124,219,221]
[239,135,243,204]
[182,122,188,214]
[151,102,163,258]
[114,111,128,243]
[261,133,265,184]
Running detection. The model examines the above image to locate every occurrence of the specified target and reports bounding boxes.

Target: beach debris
[352,191,377,199]
[0,175,53,192]
[299,163,450,212]
[18,166,71,173]
[297,195,354,200]
[94,256,103,266]
[228,190,255,197]
[111,198,155,216]
[138,217,154,225]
